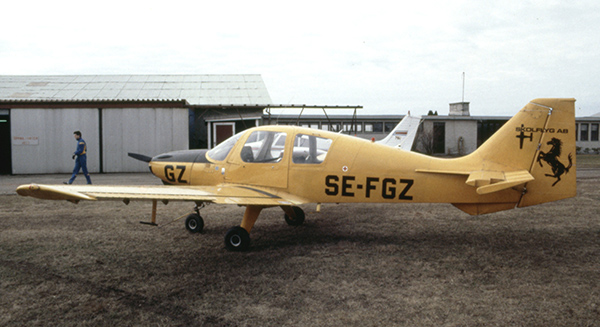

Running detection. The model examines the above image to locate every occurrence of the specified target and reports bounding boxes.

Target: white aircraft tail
[377,114,421,150]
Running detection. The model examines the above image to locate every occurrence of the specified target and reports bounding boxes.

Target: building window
[343,123,362,133]
[372,122,383,133]
[477,120,507,147]
[364,123,373,132]
[384,122,396,133]
[580,123,589,141]
[592,124,599,141]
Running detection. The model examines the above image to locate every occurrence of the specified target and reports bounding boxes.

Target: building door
[433,122,446,154]
[0,109,11,174]
[213,122,235,147]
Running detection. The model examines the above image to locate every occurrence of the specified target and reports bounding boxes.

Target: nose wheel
[185,213,204,233]
[185,203,205,233]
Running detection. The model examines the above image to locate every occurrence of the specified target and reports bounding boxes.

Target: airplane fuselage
[147,126,522,209]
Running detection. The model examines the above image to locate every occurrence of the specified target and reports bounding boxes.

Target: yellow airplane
[16,98,576,251]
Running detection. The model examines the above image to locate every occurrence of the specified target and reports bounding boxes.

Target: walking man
[65,131,92,184]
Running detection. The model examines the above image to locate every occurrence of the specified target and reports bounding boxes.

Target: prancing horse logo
[536,137,573,187]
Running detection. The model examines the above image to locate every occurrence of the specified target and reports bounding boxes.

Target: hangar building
[0,75,272,174]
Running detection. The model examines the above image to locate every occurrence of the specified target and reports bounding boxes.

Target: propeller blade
[128,152,152,163]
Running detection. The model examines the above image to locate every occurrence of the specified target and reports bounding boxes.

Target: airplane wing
[415,169,534,195]
[16,183,309,207]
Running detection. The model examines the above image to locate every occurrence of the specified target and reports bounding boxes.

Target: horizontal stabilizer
[415,169,470,175]
[474,170,534,195]
[417,169,533,195]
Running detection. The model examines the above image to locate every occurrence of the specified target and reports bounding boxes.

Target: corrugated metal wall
[102,108,188,172]
[10,108,188,174]
[11,109,100,174]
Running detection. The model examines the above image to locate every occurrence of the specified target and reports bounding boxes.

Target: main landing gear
[223,205,306,251]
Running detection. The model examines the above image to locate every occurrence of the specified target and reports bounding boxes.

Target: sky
[1,0,599,117]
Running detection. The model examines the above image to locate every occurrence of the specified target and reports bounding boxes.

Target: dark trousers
[69,155,92,184]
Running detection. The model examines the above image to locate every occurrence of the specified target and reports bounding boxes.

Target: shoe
[63,181,71,185]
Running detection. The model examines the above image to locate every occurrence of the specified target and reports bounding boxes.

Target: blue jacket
[74,138,87,157]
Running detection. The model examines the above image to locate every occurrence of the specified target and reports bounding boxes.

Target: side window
[292,134,332,164]
[241,131,286,163]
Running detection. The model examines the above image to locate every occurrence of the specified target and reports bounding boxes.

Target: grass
[1,174,599,326]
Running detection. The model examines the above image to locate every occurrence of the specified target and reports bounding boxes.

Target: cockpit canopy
[206,128,333,164]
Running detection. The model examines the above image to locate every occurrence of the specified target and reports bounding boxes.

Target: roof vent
[449,102,470,116]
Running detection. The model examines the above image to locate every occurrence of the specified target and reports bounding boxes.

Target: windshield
[207,132,243,161]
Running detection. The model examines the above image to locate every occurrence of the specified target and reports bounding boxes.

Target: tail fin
[471,98,576,207]
[377,114,421,150]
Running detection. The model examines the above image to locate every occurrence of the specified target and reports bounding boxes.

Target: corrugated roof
[0,74,272,105]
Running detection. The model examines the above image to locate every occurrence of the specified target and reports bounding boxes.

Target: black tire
[185,214,204,233]
[224,227,250,251]
[284,206,305,226]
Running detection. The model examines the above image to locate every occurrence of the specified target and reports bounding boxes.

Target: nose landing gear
[185,203,205,233]
[185,214,204,233]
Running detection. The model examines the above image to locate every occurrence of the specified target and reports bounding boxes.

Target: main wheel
[185,214,204,233]
[225,227,250,251]
[284,206,305,226]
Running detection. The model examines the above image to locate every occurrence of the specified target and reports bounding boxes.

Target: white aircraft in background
[376,113,421,150]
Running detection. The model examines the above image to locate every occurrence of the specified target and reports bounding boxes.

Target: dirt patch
[1,175,599,326]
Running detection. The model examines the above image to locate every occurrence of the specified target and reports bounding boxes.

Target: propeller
[128,152,152,163]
